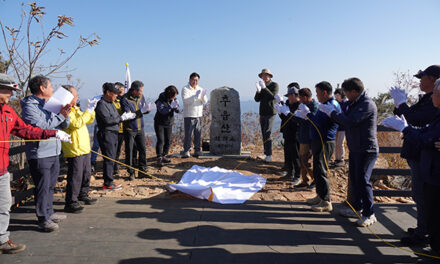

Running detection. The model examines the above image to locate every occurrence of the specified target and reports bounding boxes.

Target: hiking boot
[129,172,136,181]
[307,181,316,190]
[278,173,292,181]
[181,151,191,158]
[162,156,171,163]
[291,177,301,186]
[193,151,202,158]
[339,208,362,218]
[311,200,333,212]
[78,195,97,205]
[306,195,321,205]
[265,155,272,162]
[64,202,84,213]
[103,183,122,191]
[357,214,377,227]
[401,234,428,246]
[157,157,164,167]
[50,213,67,223]
[0,240,26,254]
[295,182,309,189]
[38,220,59,232]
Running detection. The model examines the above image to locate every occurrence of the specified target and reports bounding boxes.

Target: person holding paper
[181,72,208,158]
[20,75,72,232]
[96,82,136,189]
[121,80,152,180]
[61,85,97,213]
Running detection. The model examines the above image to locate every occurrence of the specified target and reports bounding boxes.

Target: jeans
[407,159,427,236]
[311,140,335,201]
[349,152,378,217]
[90,124,100,165]
[260,115,275,156]
[0,173,11,243]
[29,156,59,223]
[155,123,172,157]
[183,117,201,153]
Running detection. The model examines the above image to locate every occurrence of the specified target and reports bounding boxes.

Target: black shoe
[129,172,135,181]
[162,156,171,163]
[401,234,428,246]
[157,157,164,167]
[276,170,287,177]
[64,202,84,213]
[407,227,416,235]
[279,173,293,181]
[78,196,97,205]
[307,181,316,189]
[291,177,301,186]
[295,182,309,189]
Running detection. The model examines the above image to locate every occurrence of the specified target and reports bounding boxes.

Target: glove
[146,102,155,112]
[195,90,202,98]
[318,103,336,117]
[281,104,290,116]
[298,103,311,115]
[381,115,408,132]
[56,130,71,143]
[255,82,262,93]
[170,100,178,109]
[389,86,407,107]
[274,103,282,114]
[121,111,136,121]
[87,99,98,112]
[293,110,307,120]
[274,94,283,104]
[201,89,207,98]
[258,80,266,89]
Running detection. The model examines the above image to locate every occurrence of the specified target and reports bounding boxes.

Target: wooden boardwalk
[1,197,433,263]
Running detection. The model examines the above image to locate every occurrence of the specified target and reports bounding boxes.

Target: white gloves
[121,111,136,121]
[389,86,407,107]
[274,94,283,104]
[293,110,307,120]
[280,104,290,116]
[255,82,262,93]
[381,115,408,132]
[298,103,311,115]
[258,80,266,89]
[318,103,336,117]
[56,130,72,143]
[87,99,98,113]
[141,102,155,113]
[201,89,207,98]
[170,100,178,109]
[195,90,202,98]
[274,103,282,114]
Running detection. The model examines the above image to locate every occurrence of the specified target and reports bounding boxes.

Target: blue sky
[1,0,439,101]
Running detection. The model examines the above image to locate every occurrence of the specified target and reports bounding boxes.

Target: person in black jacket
[254,68,279,162]
[382,81,440,257]
[276,85,301,185]
[95,83,135,190]
[154,85,180,166]
[389,65,440,246]
[320,78,379,227]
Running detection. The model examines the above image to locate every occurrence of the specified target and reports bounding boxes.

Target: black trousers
[97,130,118,186]
[29,156,59,222]
[155,123,172,157]
[311,140,335,201]
[65,153,91,204]
[424,182,440,253]
[283,134,300,178]
[124,130,147,173]
[114,133,124,169]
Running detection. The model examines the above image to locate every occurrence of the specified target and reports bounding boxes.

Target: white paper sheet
[167,165,266,204]
[43,87,74,114]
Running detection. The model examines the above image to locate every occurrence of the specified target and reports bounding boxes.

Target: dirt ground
[54,142,413,205]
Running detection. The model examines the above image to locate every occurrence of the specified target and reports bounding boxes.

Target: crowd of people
[0,65,439,257]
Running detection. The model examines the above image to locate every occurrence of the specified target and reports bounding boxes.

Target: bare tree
[0,2,99,97]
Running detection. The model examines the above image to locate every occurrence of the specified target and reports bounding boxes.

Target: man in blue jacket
[382,80,440,257]
[21,75,72,232]
[295,81,340,212]
[320,78,379,227]
[389,65,440,245]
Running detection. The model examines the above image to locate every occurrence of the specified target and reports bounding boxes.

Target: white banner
[167,165,266,204]
[124,63,131,94]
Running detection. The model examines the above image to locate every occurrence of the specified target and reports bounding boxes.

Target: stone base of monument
[197,151,251,159]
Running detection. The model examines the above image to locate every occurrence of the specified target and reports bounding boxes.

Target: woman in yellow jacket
[61,85,98,213]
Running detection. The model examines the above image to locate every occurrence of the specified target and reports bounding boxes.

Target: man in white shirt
[181,72,208,158]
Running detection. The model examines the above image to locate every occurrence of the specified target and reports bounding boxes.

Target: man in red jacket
[0,73,70,254]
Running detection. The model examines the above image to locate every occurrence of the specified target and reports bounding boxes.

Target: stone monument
[209,87,241,155]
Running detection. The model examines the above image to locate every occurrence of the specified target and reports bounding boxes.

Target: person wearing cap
[275,83,301,185]
[21,75,73,232]
[181,72,208,158]
[294,81,340,212]
[254,68,279,162]
[121,80,152,180]
[60,85,98,213]
[95,82,136,190]
[388,65,440,246]
[320,78,379,227]
[382,79,440,256]
[0,73,70,253]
